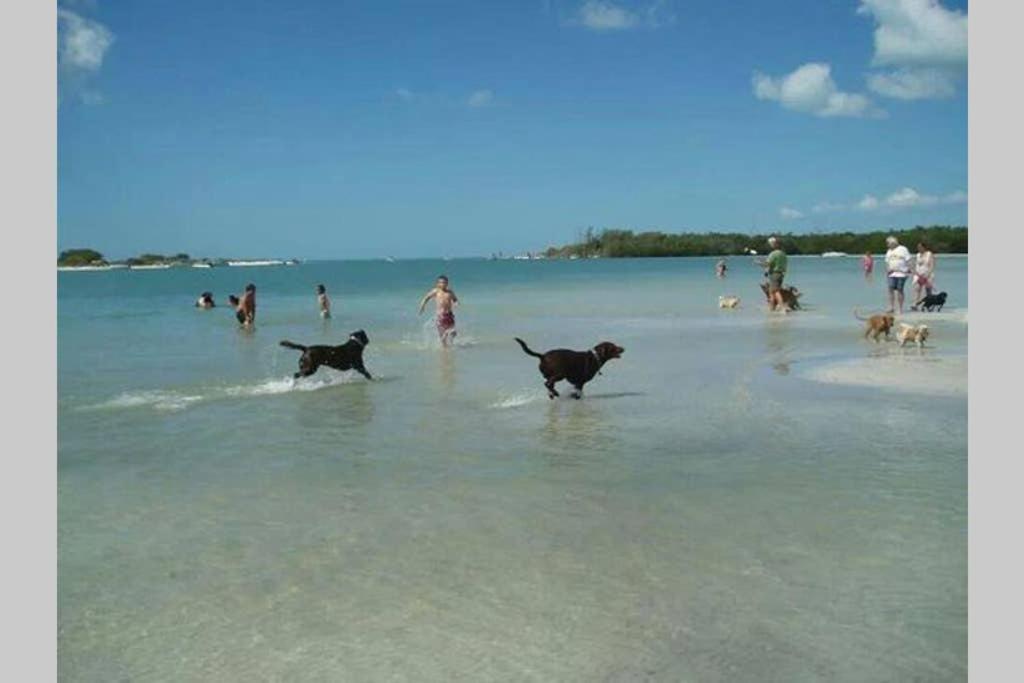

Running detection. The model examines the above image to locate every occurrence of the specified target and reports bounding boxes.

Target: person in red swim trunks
[418,274,460,346]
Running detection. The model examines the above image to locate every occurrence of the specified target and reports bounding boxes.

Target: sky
[57,0,968,259]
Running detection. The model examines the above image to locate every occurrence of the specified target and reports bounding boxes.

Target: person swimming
[227,294,246,325]
[195,291,215,309]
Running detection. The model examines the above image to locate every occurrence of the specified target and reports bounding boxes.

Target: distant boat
[747,249,758,255]
[284,259,300,266]
[821,251,847,258]
[385,256,396,263]
[192,262,213,268]
[227,259,284,267]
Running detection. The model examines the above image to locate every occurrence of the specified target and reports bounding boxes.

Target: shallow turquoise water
[59,256,967,681]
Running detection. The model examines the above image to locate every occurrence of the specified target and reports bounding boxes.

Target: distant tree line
[58,250,193,266]
[125,252,190,266]
[58,248,106,266]
[543,226,967,259]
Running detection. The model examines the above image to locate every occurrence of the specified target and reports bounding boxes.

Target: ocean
[58,256,967,681]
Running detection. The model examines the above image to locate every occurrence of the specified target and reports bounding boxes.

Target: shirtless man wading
[418,275,459,346]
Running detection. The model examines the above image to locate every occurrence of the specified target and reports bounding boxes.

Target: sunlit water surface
[59,256,967,681]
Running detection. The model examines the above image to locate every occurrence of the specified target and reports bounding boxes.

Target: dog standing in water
[896,324,930,348]
[515,338,624,399]
[854,309,896,342]
[719,295,741,309]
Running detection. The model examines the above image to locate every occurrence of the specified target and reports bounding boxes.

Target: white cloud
[467,89,494,107]
[866,67,956,99]
[858,0,967,67]
[858,0,966,100]
[805,187,965,214]
[753,63,884,118]
[579,1,639,30]
[830,186,966,211]
[885,186,930,207]
[79,90,104,105]
[58,8,113,73]
[573,1,674,31]
[779,207,804,220]
[858,195,881,210]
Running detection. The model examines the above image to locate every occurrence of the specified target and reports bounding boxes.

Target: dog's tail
[279,340,307,351]
[514,337,543,358]
[852,308,872,321]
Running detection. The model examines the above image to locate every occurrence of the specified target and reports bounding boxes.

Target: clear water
[59,256,967,681]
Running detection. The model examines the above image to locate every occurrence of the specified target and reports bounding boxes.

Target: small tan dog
[896,323,930,348]
[854,309,896,342]
[719,295,741,309]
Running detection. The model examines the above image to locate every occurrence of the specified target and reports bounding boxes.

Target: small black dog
[912,291,947,312]
[280,330,372,379]
[515,337,624,399]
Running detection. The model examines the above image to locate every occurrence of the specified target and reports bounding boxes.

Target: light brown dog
[718,295,740,309]
[896,323,930,348]
[854,309,896,342]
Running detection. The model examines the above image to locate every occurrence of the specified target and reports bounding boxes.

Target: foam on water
[87,390,204,413]
[490,390,546,409]
[83,370,369,413]
[400,318,480,350]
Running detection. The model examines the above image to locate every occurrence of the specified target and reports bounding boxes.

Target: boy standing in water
[239,283,256,327]
[418,275,459,346]
[316,284,331,319]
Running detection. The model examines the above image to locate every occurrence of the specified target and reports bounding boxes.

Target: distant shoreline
[57,258,301,272]
[57,252,971,271]
[544,226,968,259]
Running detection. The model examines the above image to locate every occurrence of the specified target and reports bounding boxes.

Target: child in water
[227,295,246,325]
[862,252,874,277]
[418,275,459,346]
[316,284,331,319]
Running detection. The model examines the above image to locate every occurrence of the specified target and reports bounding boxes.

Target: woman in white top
[884,236,912,314]
[913,241,935,304]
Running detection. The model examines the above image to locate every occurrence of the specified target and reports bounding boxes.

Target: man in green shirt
[764,236,788,311]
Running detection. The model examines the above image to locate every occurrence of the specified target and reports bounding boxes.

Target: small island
[58,249,301,271]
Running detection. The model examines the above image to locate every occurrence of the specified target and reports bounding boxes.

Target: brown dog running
[854,309,896,342]
[515,338,623,399]
[280,330,372,379]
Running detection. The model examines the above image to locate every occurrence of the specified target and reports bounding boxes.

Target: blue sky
[57,0,968,259]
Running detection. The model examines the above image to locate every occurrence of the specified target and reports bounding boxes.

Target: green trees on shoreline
[57,249,107,267]
[544,225,967,259]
